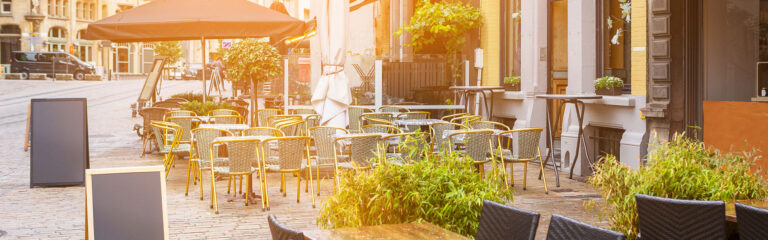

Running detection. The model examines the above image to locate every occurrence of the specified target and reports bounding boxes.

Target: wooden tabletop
[725,200,768,222]
[303,222,469,240]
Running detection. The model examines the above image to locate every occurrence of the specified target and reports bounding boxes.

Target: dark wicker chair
[635,194,726,240]
[546,214,626,240]
[476,200,539,240]
[735,203,768,240]
[267,214,304,240]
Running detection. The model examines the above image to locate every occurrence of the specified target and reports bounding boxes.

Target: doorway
[549,0,568,138]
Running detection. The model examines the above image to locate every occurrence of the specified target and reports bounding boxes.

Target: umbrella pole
[202,37,207,103]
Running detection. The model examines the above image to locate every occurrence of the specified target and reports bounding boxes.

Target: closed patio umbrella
[84,0,307,103]
[311,0,351,129]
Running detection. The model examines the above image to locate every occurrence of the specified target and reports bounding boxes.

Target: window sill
[48,16,70,20]
[499,91,525,100]
[0,13,11,17]
[582,94,637,107]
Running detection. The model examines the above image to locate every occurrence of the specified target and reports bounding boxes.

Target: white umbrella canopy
[311,0,351,128]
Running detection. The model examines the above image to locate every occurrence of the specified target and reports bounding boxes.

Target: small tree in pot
[223,39,282,126]
[503,76,520,91]
[594,76,624,96]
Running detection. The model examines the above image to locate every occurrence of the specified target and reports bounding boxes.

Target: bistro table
[393,119,446,132]
[535,94,603,187]
[449,86,504,117]
[303,222,469,240]
[211,135,273,205]
[199,124,250,134]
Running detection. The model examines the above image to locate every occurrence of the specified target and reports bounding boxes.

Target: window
[76,2,82,18]
[48,27,65,38]
[63,0,68,17]
[599,0,631,93]
[590,126,625,162]
[47,27,66,52]
[48,0,53,15]
[56,0,62,16]
[1,0,11,14]
[501,0,521,85]
[76,30,92,61]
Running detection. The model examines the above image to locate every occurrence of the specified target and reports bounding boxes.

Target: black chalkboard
[86,166,168,240]
[30,98,89,187]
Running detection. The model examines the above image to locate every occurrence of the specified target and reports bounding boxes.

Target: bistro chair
[209,109,240,116]
[268,114,302,127]
[362,117,394,128]
[360,112,393,124]
[257,108,283,127]
[150,121,186,178]
[232,106,249,124]
[332,134,381,192]
[153,101,181,109]
[362,124,403,134]
[396,111,430,120]
[635,194,726,240]
[276,119,305,136]
[167,116,201,144]
[448,130,495,174]
[496,128,548,193]
[441,112,469,121]
[164,110,196,120]
[211,115,241,124]
[450,115,482,126]
[303,114,321,136]
[546,214,626,240]
[309,126,349,195]
[476,200,539,240]
[735,203,768,240]
[187,127,233,199]
[261,136,316,210]
[379,105,409,113]
[471,121,510,131]
[139,107,169,156]
[267,214,305,240]
[429,122,468,153]
[348,106,374,133]
[243,127,284,137]
[290,108,316,115]
[210,138,263,213]
[163,97,188,104]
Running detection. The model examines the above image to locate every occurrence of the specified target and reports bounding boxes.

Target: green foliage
[170,92,211,102]
[223,39,282,84]
[317,136,513,237]
[593,76,624,89]
[504,76,521,85]
[589,134,768,239]
[154,41,184,65]
[396,0,482,54]
[180,101,234,115]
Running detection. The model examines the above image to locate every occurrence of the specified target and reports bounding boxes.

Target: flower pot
[504,84,520,91]
[596,86,622,96]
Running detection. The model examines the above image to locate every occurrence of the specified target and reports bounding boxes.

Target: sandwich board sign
[30,98,89,187]
[85,166,168,240]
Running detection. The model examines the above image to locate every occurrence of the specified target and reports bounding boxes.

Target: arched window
[76,29,92,61]
[0,24,21,64]
[47,27,66,52]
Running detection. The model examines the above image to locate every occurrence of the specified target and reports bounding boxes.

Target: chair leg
[211,171,219,214]
[281,173,286,197]
[297,171,301,203]
[227,176,232,194]
[509,162,514,187]
[238,176,243,194]
[244,174,250,206]
[185,160,192,196]
[316,165,321,196]
[199,167,205,200]
[305,169,309,193]
[523,162,528,190]
[538,150,549,194]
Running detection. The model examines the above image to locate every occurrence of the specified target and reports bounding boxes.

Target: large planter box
[29,73,47,80]
[84,74,102,81]
[504,84,520,91]
[596,86,622,96]
[55,74,74,81]
[3,73,22,80]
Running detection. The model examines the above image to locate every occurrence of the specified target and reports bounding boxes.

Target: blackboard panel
[86,166,168,240]
[30,98,89,187]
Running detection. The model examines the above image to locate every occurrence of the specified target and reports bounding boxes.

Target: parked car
[182,64,201,80]
[11,51,95,80]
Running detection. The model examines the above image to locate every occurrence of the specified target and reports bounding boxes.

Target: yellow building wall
[480,0,500,86]
[630,0,647,96]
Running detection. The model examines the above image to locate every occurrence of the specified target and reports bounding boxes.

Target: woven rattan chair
[267,214,304,240]
[361,124,403,134]
[164,110,196,120]
[332,134,381,192]
[210,138,263,213]
[153,101,181,109]
[546,214,626,240]
[232,106,249,124]
[261,136,316,210]
[209,109,240,116]
[429,122,468,153]
[139,107,169,156]
[360,112,393,126]
[449,130,494,174]
[268,114,302,127]
[243,127,283,137]
[471,121,511,131]
[348,106,373,133]
[303,114,320,136]
[290,108,316,115]
[167,116,200,144]
[379,105,409,113]
[735,203,768,240]
[257,108,284,127]
[450,115,482,126]
[309,126,349,195]
[396,111,430,120]
[441,112,469,121]
[635,194,726,240]
[187,128,233,199]
[150,121,187,177]
[496,128,548,193]
[476,200,540,240]
[211,115,241,124]
[276,119,305,136]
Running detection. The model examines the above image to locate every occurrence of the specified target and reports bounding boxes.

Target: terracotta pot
[504,84,520,91]
[596,86,622,96]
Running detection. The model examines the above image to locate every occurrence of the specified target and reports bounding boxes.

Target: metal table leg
[567,100,594,179]
[539,98,560,187]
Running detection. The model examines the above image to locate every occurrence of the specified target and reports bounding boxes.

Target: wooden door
[549,0,568,139]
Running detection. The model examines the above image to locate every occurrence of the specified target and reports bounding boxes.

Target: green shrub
[317,137,513,237]
[504,76,521,85]
[170,92,211,102]
[589,134,768,239]
[593,76,623,89]
[180,101,234,115]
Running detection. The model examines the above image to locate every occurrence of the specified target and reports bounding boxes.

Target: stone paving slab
[0,80,609,239]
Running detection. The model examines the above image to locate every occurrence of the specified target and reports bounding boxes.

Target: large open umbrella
[311,0,351,129]
[84,0,306,109]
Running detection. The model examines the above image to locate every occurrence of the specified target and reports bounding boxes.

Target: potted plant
[503,76,521,91]
[593,76,624,96]
[223,39,282,125]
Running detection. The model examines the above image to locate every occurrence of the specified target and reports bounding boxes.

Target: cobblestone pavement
[0,80,609,239]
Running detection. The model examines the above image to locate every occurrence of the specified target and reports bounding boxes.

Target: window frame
[1,0,12,14]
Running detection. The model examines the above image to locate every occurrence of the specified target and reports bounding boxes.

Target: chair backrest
[232,106,249,123]
[498,128,542,160]
[441,112,469,121]
[227,99,249,108]
[471,121,510,131]
[165,110,196,120]
[257,108,283,127]
[215,139,259,173]
[635,194,726,240]
[267,214,304,240]
[546,214,626,240]
[291,108,316,114]
[311,127,348,165]
[210,109,239,116]
[268,114,302,127]
[430,122,468,152]
[360,113,393,124]
[276,119,304,136]
[303,114,320,136]
[167,116,199,142]
[212,115,241,124]
[451,115,482,126]
[140,107,169,135]
[192,128,233,166]
[735,203,768,240]
[449,130,494,162]
[379,105,409,113]
[164,98,188,104]
[348,106,373,133]
[476,200,540,240]
[150,121,171,149]
[243,127,283,137]
[362,124,402,134]
[397,111,430,120]
[264,137,310,170]
[153,101,181,109]
[362,117,393,127]
[337,135,381,168]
